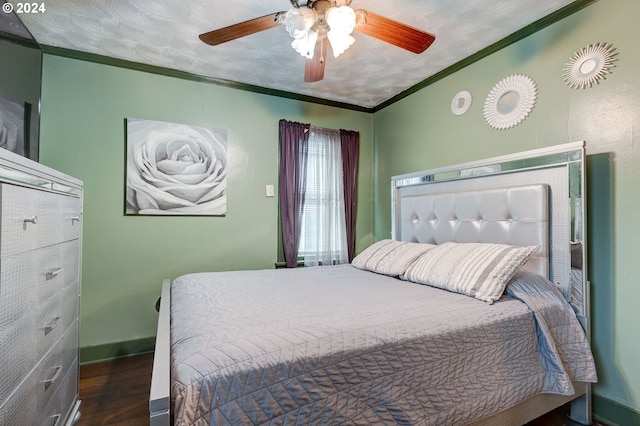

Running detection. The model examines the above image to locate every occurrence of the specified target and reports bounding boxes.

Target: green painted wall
[373,0,639,416]
[39,55,374,359]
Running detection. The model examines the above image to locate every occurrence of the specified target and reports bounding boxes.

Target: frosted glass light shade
[291,29,318,59]
[326,6,356,58]
[284,8,319,59]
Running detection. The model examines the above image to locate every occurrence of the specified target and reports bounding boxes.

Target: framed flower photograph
[125,118,228,216]
[0,95,28,157]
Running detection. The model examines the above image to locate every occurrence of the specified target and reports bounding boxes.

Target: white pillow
[403,242,538,303]
[352,239,436,276]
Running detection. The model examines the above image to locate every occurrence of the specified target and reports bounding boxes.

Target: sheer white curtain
[298,126,349,266]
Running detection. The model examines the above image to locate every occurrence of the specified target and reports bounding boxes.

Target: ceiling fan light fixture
[198,0,435,83]
[292,29,319,59]
[283,8,318,59]
[325,6,356,57]
[283,8,315,36]
[327,31,355,58]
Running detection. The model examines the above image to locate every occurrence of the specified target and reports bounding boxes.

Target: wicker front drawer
[0,240,80,404]
[0,312,37,406]
[0,184,81,257]
[0,322,78,425]
[37,359,79,426]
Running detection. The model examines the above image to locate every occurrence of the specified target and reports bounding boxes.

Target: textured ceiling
[11,0,579,109]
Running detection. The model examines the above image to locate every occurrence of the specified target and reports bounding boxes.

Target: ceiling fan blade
[199,12,284,46]
[304,37,328,83]
[354,10,435,54]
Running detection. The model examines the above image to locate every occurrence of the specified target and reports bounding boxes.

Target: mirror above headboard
[0,1,42,161]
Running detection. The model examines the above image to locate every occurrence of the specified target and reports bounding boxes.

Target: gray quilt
[170,265,596,425]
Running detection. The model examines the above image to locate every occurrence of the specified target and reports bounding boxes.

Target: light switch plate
[265,185,275,197]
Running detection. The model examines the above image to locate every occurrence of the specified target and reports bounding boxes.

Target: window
[297,127,348,266]
[278,119,358,268]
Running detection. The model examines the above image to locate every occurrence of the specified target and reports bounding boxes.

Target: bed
[149,141,596,425]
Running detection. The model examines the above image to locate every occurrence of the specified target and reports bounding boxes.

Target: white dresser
[0,149,82,425]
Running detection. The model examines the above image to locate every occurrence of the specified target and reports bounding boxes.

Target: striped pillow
[403,242,538,303]
[352,239,436,276]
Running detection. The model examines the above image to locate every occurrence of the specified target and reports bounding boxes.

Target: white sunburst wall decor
[563,42,618,89]
[483,74,537,130]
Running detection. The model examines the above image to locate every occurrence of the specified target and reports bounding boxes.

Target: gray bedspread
[170,265,596,425]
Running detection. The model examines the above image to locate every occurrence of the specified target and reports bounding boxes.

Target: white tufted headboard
[391,142,588,325]
[397,184,549,277]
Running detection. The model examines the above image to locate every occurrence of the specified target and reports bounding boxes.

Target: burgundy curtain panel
[279,120,311,267]
[340,129,360,262]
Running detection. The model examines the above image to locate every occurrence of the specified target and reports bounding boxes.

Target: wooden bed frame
[149,141,592,425]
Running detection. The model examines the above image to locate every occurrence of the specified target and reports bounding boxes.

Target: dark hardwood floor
[77,353,599,425]
[78,353,154,425]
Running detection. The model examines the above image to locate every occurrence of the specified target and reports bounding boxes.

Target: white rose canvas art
[125,118,228,215]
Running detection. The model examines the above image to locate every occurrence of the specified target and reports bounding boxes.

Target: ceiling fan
[199,0,436,83]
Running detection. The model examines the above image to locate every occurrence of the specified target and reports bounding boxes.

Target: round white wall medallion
[483,74,537,130]
[563,42,618,89]
[451,90,472,115]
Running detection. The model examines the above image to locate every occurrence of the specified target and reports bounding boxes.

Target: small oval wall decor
[563,42,618,89]
[483,74,537,130]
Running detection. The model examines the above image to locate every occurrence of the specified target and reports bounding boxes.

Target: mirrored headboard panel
[391,142,588,327]
[0,2,42,161]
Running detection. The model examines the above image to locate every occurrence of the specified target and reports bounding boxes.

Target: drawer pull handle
[43,365,62,390]
[46,267,64,279]
[44,316,61,335]
[71,215,81,223]
[48,414,61,426]
[24,216,38,224]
